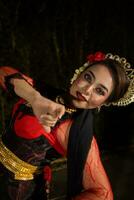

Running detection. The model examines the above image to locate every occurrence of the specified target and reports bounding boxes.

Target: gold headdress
[70,52,134,106]
[105,53,134,106]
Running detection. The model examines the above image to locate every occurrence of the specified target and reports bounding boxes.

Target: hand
[31,94,65,133]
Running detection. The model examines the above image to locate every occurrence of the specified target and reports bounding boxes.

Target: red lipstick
[76,92,87,101]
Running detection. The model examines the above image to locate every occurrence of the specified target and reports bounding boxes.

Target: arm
[0,66,42,103]
[0,66,65,132]
[0,66,33,89]
[10,76,65,128]
[73,137,113,200]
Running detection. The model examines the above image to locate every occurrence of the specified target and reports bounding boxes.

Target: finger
[40,114,57,122]
[40,120,56,127]
[54,106,65,119]
[39,115,57,126]
[43,126,51,133]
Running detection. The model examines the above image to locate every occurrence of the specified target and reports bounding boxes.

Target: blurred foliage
[0,0,134,150]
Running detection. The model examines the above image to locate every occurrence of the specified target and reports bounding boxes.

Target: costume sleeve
[51,121,113,200]
[73,136,113,200]
[0,66,33,91]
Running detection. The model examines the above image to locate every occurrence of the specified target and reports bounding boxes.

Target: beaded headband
[70,52,134,106]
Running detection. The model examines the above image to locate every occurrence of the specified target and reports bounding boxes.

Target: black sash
[67,109,93,198]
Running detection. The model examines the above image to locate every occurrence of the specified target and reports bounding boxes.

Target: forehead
[85,64,112,79]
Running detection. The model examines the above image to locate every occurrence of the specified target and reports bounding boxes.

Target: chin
[72,99,98,109]
[72,99,87,109]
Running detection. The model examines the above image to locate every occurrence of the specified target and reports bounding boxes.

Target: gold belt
[0,139,39,180]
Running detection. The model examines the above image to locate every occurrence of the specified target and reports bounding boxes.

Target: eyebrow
[88,70,109,93]
[99,83,109,93]
[88,70,95,80]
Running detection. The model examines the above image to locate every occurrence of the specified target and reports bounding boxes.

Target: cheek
[75,78,86,87]
[70,79,84,95]
[90,95,108,106]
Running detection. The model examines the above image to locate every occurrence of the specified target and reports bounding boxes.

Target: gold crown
[105,53,134,106]
[70,53,134,106]
[70,62,88,85]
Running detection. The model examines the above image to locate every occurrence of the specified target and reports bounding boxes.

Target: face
[69,64,114,109]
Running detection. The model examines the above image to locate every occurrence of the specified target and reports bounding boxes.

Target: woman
[0,52,133,200]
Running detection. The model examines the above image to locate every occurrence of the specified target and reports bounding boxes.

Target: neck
[56,94,77,114]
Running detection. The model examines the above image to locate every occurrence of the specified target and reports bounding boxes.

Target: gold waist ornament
[0,139,39,180]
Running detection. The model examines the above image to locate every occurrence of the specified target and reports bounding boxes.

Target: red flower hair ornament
[86,51,106,63]
[70,51,106,84]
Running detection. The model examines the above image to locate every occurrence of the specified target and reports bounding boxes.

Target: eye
[95,87,105,96]
[84,73,92,83]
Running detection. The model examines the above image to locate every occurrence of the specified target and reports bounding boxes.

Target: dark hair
[89,59,130,104]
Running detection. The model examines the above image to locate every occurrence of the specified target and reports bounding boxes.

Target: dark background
[0,0,134,199]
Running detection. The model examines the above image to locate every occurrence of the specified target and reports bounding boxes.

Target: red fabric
[42,129,65,155]
[13,104,65,155]
[14,115,45,139]
[0,66,33,90]
[43,166,52,182]
[0,66,18,90]
[12,99,26,116]
[13,110,114,199]
[86,52,105,63]
[73,137,113,200]
[50,118,114,200]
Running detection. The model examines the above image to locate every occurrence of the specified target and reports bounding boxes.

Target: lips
[76,91,87,101]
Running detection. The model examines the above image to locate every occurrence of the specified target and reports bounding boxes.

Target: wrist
[27,89,41,105]
[11,78,41,104]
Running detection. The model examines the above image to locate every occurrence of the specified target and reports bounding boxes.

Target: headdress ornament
[70,51,134,106]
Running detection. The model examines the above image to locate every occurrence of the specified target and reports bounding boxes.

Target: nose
[82,84,93,96]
